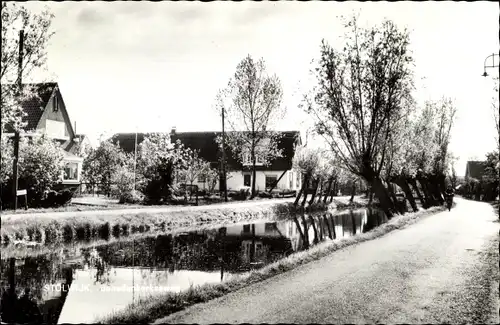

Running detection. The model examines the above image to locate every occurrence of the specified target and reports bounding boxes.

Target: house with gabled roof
[3,82,84,187]
[111,128,303,192]
[465,160,487,181]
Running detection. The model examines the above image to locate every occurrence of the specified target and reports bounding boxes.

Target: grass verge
[98,205,445,324]
[0,200,330,249]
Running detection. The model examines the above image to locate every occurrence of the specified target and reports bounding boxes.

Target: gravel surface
[154,198,500,324]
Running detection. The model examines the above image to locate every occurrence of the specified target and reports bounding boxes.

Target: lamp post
[482,53,499,77]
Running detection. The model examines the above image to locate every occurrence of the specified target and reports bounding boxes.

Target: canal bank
[1,196,367,249]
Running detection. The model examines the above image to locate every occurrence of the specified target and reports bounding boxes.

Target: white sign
[17,189,27,196]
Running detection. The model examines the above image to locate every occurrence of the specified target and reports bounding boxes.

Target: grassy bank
[0,200,331,249]
[98,205,445,324]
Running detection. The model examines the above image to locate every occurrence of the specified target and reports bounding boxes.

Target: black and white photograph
[0,1,499,324]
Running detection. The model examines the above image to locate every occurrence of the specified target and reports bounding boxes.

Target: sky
[20,1,500,176]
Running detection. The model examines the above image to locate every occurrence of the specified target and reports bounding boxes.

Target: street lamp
[482,53,499,77]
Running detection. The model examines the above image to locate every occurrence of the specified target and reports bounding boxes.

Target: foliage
[118,190,144,204]
[204,167,219,192]
[82,140,128,196]
[43,189,73,208]
[215,54,285,197]
[1,2,55,132]
[430,98,457,175]
[304,15,414,182]
[111,156,138,200]
[292,146,321,178]
[0,135,14,185]
[179,150,210,193]
[13,134,64,205]
[230,187,251,201]
[484,150,499,182]
[137,133,191,204]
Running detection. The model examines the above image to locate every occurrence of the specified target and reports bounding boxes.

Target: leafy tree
[203,167,219,193]
[82,140,128,196]
[292,146,321,206]
[16,134,64,205]
[137,133,190,204]
[0,136,13,185]
[179,150,210,200]
[482,150,499,201]
[1,2,54,132]
[304,16,414,218]
[215,55,285,198]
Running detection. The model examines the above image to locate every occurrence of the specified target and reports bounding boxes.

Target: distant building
[3,82,84,187]
[111,128,303,192]
[465,160,487,181]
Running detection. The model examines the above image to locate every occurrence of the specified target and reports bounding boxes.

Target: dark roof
[112,131,301,171]
[466,161,487,179]
[3,82,57,132]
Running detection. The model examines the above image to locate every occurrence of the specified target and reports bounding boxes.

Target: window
[296,172,301,189]
[289,171,293,189]
[244,174,251,187]
[64,162,78,181]
[243,224,251,233]
[197,175,206,183]
[265,175,277,190]
[243,152,264,165]
[265,223,275,232]
[53,95,58,112]
[45,120,66,139]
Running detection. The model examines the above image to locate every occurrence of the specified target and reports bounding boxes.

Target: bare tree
[215,55,285,198]
[304,16,415,218]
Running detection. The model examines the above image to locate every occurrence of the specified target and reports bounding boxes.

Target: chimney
[170,126,176,135]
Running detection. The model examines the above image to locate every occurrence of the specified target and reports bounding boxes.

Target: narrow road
[154,198,500,324]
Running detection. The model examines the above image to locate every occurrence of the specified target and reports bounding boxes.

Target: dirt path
[154,198,500,324]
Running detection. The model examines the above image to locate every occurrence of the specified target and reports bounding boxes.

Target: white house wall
[192,169,301,192]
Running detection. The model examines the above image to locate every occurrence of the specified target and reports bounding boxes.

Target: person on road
[444,185,454,211]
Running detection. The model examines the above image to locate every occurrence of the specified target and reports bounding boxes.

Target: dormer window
[53,95,58,112]
[243,152,264,166]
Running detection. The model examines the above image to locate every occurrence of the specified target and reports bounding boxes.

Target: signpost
[16,189,27,210]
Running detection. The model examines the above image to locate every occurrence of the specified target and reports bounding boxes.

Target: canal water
[0,207,387,324]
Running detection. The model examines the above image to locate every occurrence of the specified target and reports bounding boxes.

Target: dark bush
[56,190,73,206]
[98,222,111,240]
[233,188,250,201]
[258,192,272,198]
[197,189,209,197]
[43,190,58,208]
[112,224,121,238]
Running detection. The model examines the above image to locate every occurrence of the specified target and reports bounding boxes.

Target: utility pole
[221,105,228,202]
[12,30,24,211]
[133,130,138,192]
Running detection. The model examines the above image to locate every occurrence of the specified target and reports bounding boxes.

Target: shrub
[258,191,272,198]
[56,190,73,206]
[40,189,73,208]
[233,187,250,201]
[119,190,144,204]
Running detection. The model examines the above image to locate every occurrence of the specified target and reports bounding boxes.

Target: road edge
[100,206,445,324]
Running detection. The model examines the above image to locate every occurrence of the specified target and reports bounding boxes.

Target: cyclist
[444,185,454,211]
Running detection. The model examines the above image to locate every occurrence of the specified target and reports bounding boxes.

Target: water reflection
[0,207,387,324]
